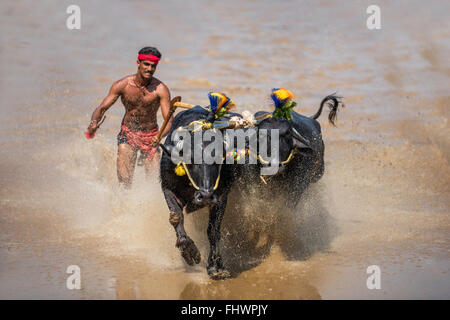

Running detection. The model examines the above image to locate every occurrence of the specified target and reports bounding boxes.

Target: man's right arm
[87,80,123,135]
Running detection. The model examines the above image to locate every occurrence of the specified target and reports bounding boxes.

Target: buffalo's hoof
[207,266,231,280]
[176,237,201,266]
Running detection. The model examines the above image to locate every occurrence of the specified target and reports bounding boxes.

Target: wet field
[0,0,449,299]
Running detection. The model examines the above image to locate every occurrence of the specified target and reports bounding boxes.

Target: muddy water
[0,0,449,299]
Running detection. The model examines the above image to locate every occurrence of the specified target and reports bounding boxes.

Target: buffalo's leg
[163,189,201,266]
[207,194,231,280]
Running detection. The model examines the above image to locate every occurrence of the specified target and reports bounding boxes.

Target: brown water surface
[0,0,449,299]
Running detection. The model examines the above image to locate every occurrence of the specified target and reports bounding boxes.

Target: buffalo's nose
[194,189,218,205]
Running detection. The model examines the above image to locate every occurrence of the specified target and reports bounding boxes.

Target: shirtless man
[86,47,172,189]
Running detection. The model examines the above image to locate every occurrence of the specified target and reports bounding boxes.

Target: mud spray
[0,0,449,299]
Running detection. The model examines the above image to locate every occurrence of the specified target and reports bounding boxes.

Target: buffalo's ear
[159,144,173,157]
[291,127,314,156]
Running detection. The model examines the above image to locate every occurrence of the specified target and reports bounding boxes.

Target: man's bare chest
[121,86,159,108]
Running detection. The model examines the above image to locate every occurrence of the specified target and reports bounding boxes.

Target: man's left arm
[154,83,173,144]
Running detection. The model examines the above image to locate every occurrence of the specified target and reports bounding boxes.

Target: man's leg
[117,144,137,189]
[144,150,160,178]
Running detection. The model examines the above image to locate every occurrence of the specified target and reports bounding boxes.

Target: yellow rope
[259,175,267,184]
[280,150,296,164]
[181,162,199,190]
[256,149,296,165]
[183,120,213,132]
[213,164,222,190]
[256,154,270,165]
[179,162,222,191]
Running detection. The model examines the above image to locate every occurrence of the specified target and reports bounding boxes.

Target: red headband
[137,54,160,63]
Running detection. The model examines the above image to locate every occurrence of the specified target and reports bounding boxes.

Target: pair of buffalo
[159,94,341,280]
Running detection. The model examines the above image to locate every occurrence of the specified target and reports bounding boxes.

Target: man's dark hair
[138,47,161,58]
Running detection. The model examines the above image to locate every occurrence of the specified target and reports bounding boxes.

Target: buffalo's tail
[310,93,344,126]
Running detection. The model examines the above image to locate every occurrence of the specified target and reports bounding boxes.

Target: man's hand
[86,79,123,140]
[87,120,99,134]
[150,135,159,147]
[85,116,106,139]
[85,121,98,139]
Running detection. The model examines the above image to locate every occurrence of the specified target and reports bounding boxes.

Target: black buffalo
[159,106,239,279]
[237,94,342,210]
